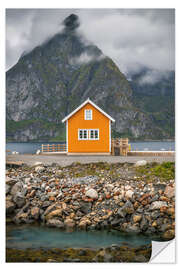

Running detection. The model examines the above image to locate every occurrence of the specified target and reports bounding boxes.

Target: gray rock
[151,211,160,219]
[35,166,45,173]
[34,162,44,167]
[134,160,147,167]
[153,184,166,192]
[42,201,51,208]
[85,188,98,199]
[145,227,156,234]
[117,208,126,218]
[80,202,92,214]
[111,218,122,227]
[134,255,147,262]
[78,249,87,256]
[41,195,49,202]
[13,192,26,208]
[164,185,174,198]
[125,224,140,233]
[6,178,17,186]
[150,194,159,203]
[72,175,98,185]
[122,201,134,215]
[6,184,11,195]
[140,216,149,231]
[150,201,168,210]
[158,223,170,232]
[46,219,64,228]
[10,182,23,196]
[21,186,28,196]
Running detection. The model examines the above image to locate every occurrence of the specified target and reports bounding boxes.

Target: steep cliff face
[129,69,175,139]
[6,14,174,142]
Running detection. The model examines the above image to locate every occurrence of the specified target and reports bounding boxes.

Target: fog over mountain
[6,13,175,142]
[6,9,175,84]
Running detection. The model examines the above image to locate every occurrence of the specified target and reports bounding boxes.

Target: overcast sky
[6,9,175,80]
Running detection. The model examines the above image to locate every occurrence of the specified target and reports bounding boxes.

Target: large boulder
[85,188,98,199]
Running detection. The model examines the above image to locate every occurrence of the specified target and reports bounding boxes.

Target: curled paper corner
[150,239,175,263]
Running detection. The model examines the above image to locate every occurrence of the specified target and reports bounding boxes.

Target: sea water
[6,141,175,154]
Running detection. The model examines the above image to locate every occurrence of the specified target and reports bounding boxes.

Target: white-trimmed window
[78,129,88,140]
[78,129,99,140]
[89,129,99,140]
[85,109,92,120]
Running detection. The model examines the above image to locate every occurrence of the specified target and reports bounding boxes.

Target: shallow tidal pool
[6,224,154,250]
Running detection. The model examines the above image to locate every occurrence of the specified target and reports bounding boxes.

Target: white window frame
[78,129,99,140]
[89,129,99,140]
[78,129,89,140]
[84,109,92,120]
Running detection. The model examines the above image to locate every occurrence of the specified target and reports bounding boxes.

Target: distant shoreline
[6,139,175,143]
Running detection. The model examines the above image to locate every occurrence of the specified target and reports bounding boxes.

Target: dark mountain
[6,14,175,142]
[129,69,175,139]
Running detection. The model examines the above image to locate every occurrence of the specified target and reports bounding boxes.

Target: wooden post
[111,139,115,155]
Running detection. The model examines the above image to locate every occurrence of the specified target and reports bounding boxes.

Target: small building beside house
[62,98,115,155]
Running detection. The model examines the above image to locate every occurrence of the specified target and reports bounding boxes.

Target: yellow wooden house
[62,98,115,155]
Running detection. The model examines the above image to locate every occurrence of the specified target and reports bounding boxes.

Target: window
[89,129,99,140]
[78,129,88,140]
[85,109,92,120]
[78,129,99,140]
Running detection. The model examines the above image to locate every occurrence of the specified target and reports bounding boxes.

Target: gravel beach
[6,154,175,167]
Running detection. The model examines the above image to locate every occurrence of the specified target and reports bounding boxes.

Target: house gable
[62,98,115,123]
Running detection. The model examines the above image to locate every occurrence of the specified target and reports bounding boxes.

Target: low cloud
[70,52,105,65]
[6,8,175,80]
[138,70,169,85]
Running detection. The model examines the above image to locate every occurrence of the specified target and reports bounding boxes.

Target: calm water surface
[6,225,153,249]
[6,141,175,154]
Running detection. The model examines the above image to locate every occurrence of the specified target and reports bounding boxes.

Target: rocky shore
[6,244,152,262]
[6,161,175,241]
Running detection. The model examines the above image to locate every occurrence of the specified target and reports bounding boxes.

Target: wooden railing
[41,144,66,153]
[111,138,130,156]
